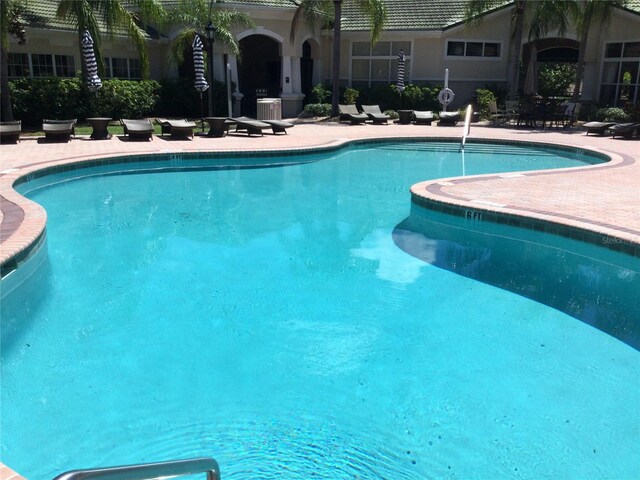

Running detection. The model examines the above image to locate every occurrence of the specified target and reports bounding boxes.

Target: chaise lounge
[338,104,368,125]
[438,111,460,126]
[121,119,154,141]
[228,116,294,136]
[413,111,434,125]
[0,120,21,143]
[43,119,76,142]
[583,121,618,135]
[156,118,197,139]
[608,122,640,139]
[361,105,390,124]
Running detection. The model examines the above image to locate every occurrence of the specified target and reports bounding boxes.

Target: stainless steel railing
[52,457,220,480]
[460,104,472,150]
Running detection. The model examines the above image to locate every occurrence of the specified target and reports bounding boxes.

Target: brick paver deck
[1,122,639,273]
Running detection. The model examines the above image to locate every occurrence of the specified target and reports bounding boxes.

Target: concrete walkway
[1,121,639,272]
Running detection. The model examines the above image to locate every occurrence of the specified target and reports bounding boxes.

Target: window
[31,54,54,77]
[105,57,141,79]
[7,53,29,78]
[351,41,412,87]
[446,41,501,59]
[601,41,640,106]
[55,55,76,77]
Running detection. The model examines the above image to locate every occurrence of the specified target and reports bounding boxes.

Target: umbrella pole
[200,92,205,133]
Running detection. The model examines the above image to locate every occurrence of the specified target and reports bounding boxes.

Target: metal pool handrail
[52,457,220,480]
[460,104,472,150]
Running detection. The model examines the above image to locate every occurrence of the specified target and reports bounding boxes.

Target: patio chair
[121,119,154,141]
[489,100,508,126]
[609,122,640,139]
[413,111,434,125]
[338,104,368,125]
[504,101,520,126]
[0,120,21,143]
[43,118,77,142]
[438,111,460,126]
[583,121,617,135]
[156,118,197,139]
[361,105,390,124]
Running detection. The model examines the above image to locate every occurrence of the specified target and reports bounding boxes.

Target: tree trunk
[331,0,342,117]
[506,0,525,99]
[572,19,590,103]
[0,44,13,121]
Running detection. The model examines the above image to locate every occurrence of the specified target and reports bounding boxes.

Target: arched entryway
[238,35,281,116]
[301,41,313,105]
[522,39,579,97]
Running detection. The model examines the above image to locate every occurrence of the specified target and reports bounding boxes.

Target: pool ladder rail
[52,457,220,480]
[460,104,472,151]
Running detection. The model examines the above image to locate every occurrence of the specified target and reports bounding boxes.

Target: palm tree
[565,0,626,102]
[289,0,386,117]
[465,0,529,99]
[1,0,27,121]
[56,0,166,81]
[163,0,254,66]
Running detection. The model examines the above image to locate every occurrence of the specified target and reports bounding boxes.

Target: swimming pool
[2,140,638,479]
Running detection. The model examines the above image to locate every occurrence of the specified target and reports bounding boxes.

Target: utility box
[257,98,282,120]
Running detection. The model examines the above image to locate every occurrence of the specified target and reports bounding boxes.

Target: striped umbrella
[193,34,209,92]
[396,49,405,93]
[81,29,102,92]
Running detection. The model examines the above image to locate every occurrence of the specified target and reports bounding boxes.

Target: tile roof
[342,0,639,32]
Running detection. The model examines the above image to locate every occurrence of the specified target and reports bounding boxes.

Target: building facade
[5,0,640,116]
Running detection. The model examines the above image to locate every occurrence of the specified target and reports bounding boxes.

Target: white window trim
[349,40,414,87]
[444,39,503,61]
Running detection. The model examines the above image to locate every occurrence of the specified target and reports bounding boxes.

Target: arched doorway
[301,41,313,105]
[238,35,281,116]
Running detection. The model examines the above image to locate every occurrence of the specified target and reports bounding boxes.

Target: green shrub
[96,79,160,119]
[9,78,161,126]
[538,63,576,99]
[10,78,92,127]
[311,83,331,104]
[475,88,496,120]
[300,103,331,117]
[156,78,230,117]
[594,107,630,122]
[342,87,359,105]
[384,109,399,120]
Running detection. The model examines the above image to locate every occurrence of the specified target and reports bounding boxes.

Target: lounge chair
[608,122,640,139]
[338,104,368,125]
[413,111,434,125]
[228,116,293,136]
[156,118,197,139]
[43,119,76,142]
[121,119,154,141]
[0,120,21,143]
[438,111,460,126]
[361,105,390,124]
[583,121,617,135]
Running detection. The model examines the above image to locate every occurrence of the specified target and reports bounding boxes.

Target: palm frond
[358,0,386,44]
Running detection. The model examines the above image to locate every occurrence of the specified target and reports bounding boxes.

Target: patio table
[87,117,113,140]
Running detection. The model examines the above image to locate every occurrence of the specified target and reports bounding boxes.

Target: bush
[156,78,230,117]
[300,103,331,117]
[475,88,496,120]
[342,87,359,105]
[96,79,160,119]
[594,107,630,122]
[10,78,92,127]
[538,63,576,99]
[9,78,161,126]
[384,109,399,120]
[311,83,331,104]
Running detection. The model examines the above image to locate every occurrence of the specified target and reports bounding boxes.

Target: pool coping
[1,133,639,279]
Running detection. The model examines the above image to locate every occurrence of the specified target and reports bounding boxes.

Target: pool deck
[1,121,639,275]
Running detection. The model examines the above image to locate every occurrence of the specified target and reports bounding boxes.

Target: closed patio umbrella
[193,34,209,131]
[396,49,405,93]
[81,29,102,93]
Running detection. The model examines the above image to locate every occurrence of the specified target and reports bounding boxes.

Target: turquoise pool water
[1,141,638,479]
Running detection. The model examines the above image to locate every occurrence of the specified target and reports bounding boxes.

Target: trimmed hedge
[9,78,160,127]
